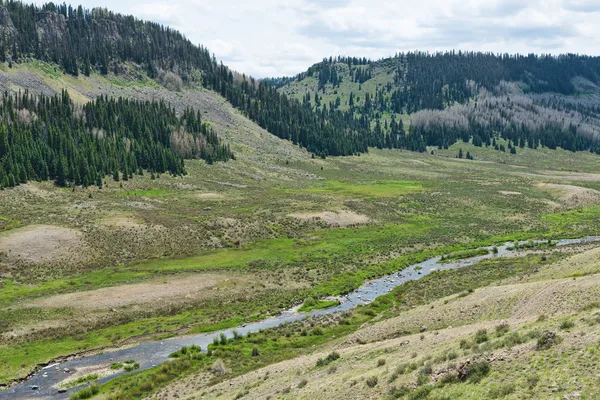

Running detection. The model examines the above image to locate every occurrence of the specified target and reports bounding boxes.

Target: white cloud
[28,0,600,77]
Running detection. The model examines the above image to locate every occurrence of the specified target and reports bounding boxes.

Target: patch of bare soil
[0,225,86,264]
[196,193,225,200]
[288,210,370,227]
[126,201,158,210]
[101,215,144,229]
[539,183,600,207]
[499,191,522,196]
[28,274,223,310]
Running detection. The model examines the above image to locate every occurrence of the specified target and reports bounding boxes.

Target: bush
[211,359,229,377]
[366,376,378,388]
[69,382,99,400]
[251,346,260,357]
[408,385,434,400]
[161,71,183,91]
[488,383,516,398]
[377,358,386,367]
[537,331,561,350]
[559,320,575,330]
[316,351,340,367]
[475,329,489,343]
[297,378,308,388]
[439,372,459,385]
[461,360,491,383]
[495,323,510,336]
[390,385,410,398]
[416,373,430,386]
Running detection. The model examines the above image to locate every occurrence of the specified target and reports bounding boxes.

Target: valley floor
[1,62,600,399]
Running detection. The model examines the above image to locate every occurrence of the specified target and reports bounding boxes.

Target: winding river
[3,236,600,399]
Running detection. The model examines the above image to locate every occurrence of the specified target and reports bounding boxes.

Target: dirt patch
[196,193,225,200]
[288,211,370,227]
[538,183,600,207]
[101,215,144,229]
[126,201,158,210]
[28,274,225,309]
[499,191,522,196]
[0,225,85,264]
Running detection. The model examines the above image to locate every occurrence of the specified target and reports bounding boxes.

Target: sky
[32,0,600,78]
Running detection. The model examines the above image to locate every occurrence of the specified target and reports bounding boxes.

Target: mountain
[277,53,600,152]
[0,1,376,163]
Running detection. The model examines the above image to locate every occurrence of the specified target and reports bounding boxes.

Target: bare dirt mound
[0,225,85,264]
[539,183,600,207]
[499,191,522,196]
[29,274,223,309]
[288,211,370,227]
[101,214,144,229]
[196,193,225,200]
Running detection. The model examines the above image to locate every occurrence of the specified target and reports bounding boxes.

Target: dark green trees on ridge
[0,90,233,189]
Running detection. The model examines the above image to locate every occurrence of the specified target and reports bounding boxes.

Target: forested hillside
[279,52,600,154]
[2,0,600,172]
[0,1,379,158]
[0,90,233,189]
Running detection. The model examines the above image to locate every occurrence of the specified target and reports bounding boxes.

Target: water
[3,236,599,399]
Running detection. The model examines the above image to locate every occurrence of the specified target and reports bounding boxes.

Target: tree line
[0,90,233,189]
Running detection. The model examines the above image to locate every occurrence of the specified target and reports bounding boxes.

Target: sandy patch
[0,225,85,264]
[28,274,223,309]
[101,215,144,229]
[126,201,158,210]
[538,183,600,207]
[13,183,56,200]
[196,193,225,200]
[409,159,429,166]
[288,211,370,227]
[499,191,522,196]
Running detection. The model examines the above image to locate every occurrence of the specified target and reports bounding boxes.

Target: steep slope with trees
[0,90,233,189]
[278,52,600,154]
[0,1,377,158]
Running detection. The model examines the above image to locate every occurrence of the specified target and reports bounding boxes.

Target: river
[3,236,599,399]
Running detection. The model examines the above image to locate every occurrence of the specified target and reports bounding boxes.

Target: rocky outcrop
[36,11,67,45]
[0,7,17,39]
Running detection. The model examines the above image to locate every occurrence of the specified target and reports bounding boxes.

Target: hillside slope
[152,244,600,400]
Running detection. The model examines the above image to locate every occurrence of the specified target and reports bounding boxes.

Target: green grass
[291,179,424,198]
[59,373,99,389]
[439,248,490,263]
[298,298,341,313]
[0,215,20,231]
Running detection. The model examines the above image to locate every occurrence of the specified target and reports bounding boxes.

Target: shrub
[211,359,229,377]
[474,329,489,343]
[559,320,575,330]
[69,382,99,400]
[316,351,340,367]
[366,376,378,388]
[377,358,386,367]
[251,346,260,357]
[461,360,491,383]
[488,383,516,398]
[537,331,561,350]
[502,332,524,348]
[390,386,410,398]
[161,71,183,91]
[110,362,123,370]
[416,373,430,386]
[495,323,510,336]
[297,378,308,388]
[408,385,434,400]
[439,372,459,385]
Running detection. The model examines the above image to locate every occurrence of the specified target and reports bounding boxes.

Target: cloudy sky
[33,0,600,78]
